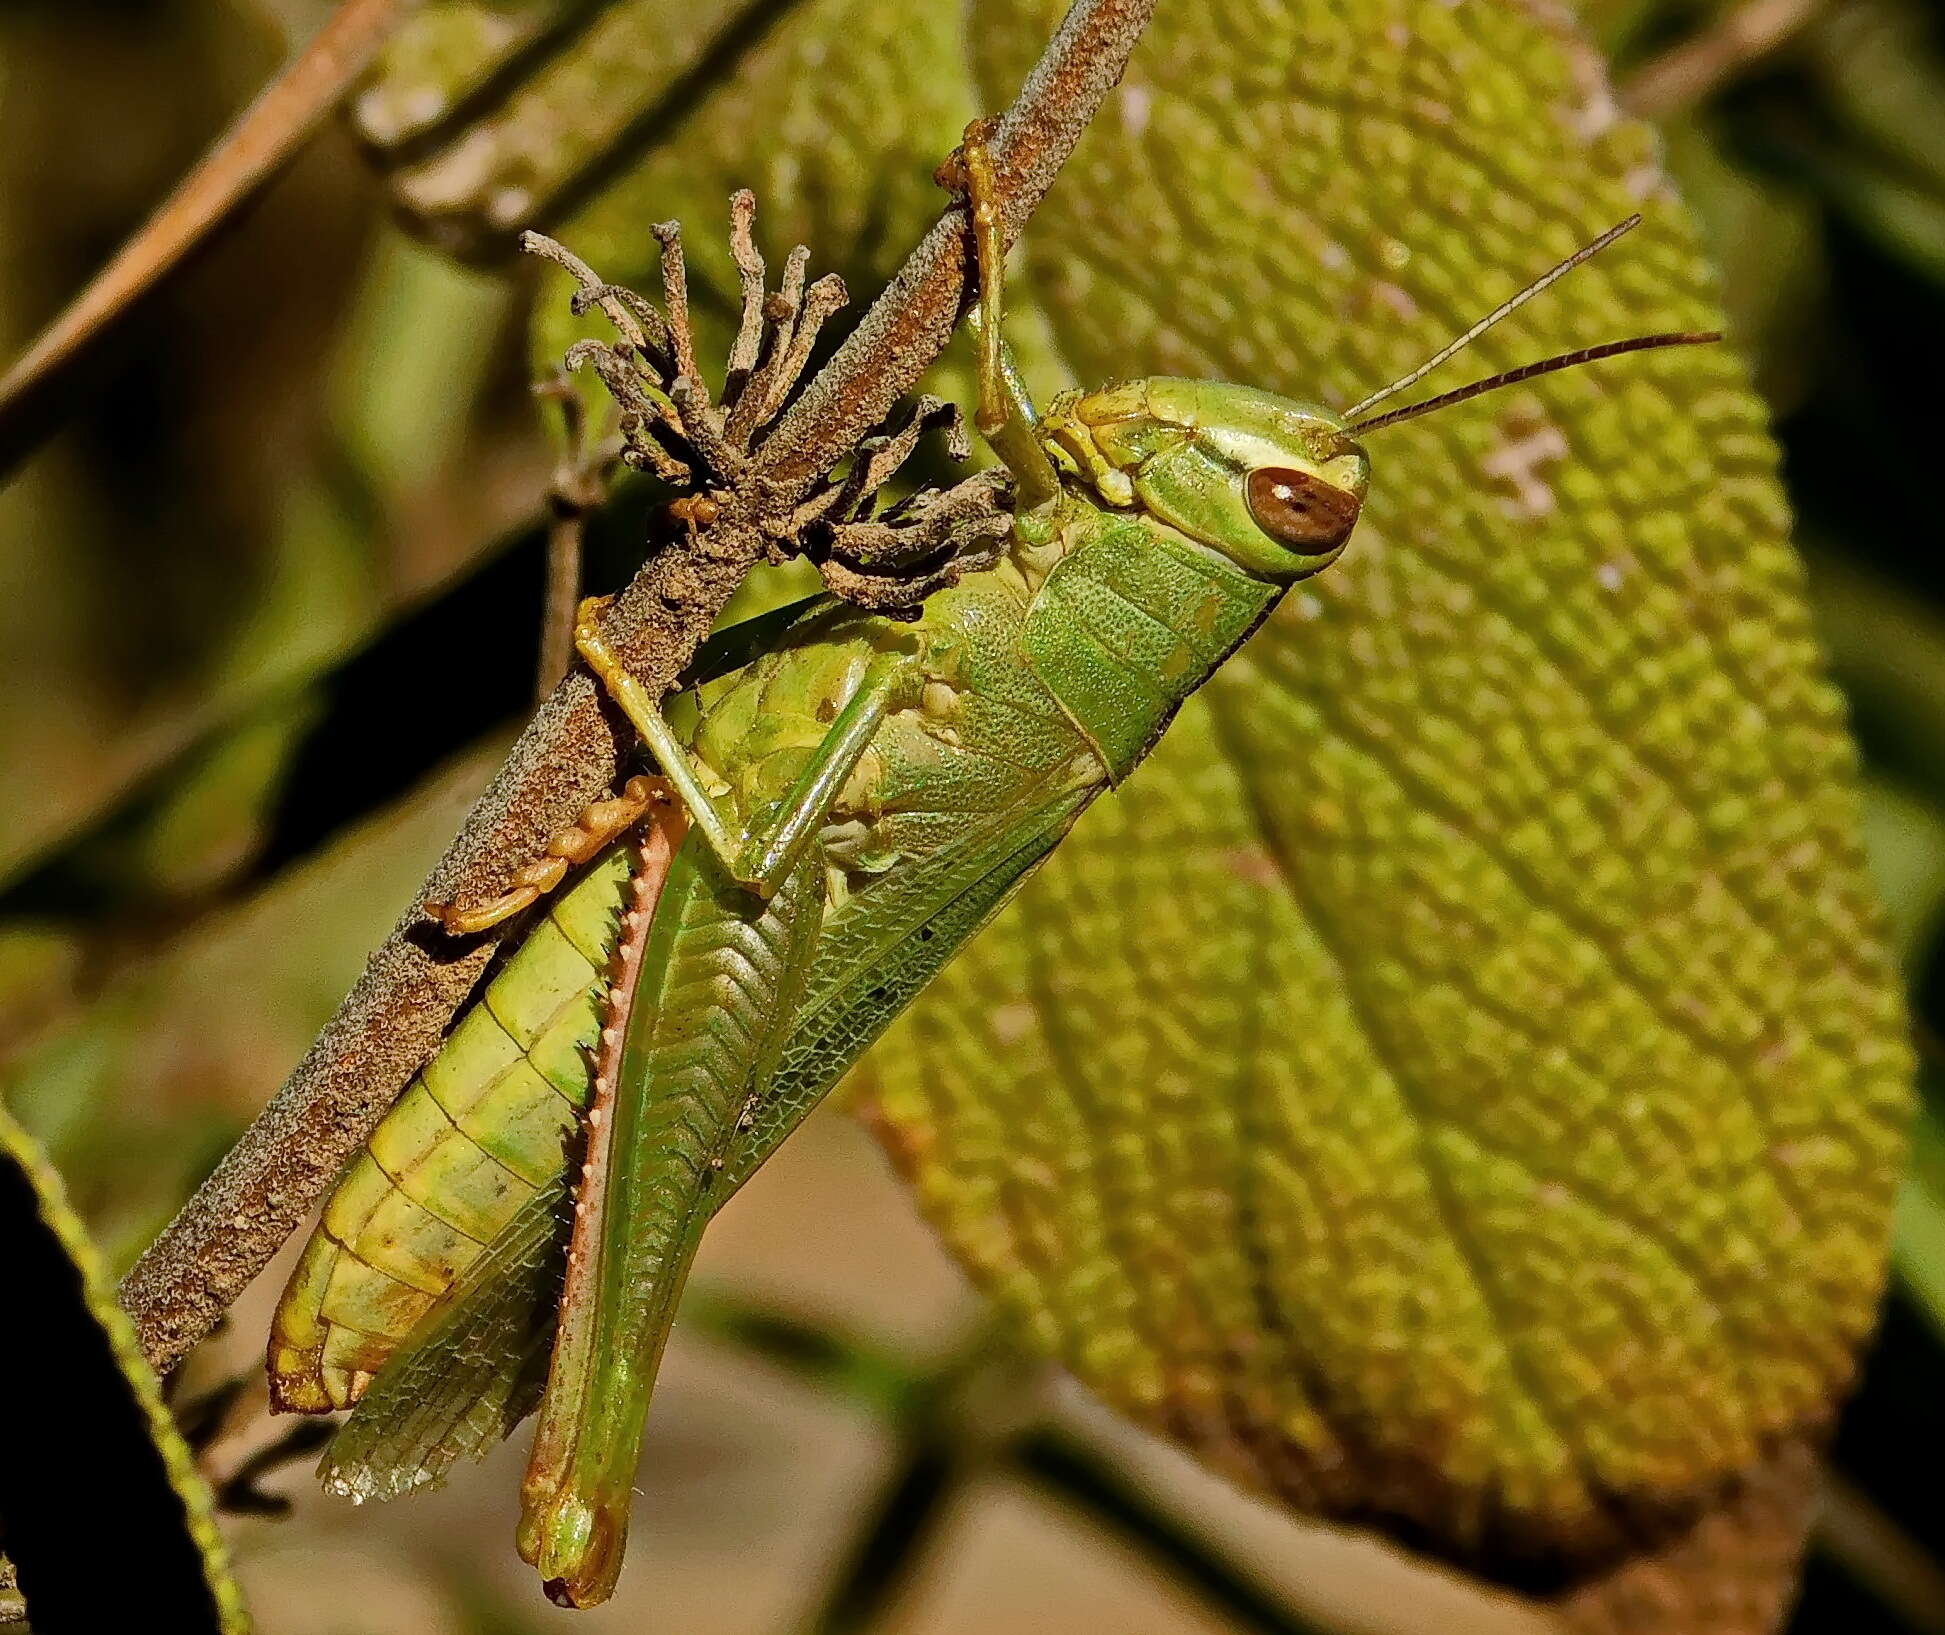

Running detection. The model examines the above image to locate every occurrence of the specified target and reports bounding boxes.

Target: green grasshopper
[267,131,1716,1607]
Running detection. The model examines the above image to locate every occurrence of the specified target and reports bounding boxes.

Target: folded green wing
[269,845,637,1413]
[321,1174,567,1502]
[319,782,1090,1496]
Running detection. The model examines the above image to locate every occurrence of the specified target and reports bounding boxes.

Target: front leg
[939,117,1061,512]
[575,597,904,897]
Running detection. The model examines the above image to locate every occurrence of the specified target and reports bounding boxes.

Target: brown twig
[119,0,1159,1377]
[539,511,589,700]
[1619,0,1825,118]
[753,0,1157,500]
[532,372,616,699]
[1814,1471,1945,1633]
[0,0,411,475]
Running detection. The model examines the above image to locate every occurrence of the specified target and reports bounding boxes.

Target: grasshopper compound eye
[1246,467,1361,554]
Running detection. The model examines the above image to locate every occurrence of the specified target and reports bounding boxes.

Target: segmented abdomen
[268,846,636,1411]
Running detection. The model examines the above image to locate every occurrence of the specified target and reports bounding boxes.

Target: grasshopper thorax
[1040,378,1369,583]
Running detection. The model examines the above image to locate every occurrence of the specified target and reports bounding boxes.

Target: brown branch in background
[119,0,1159,1377]
[0,0,411,475]
[532,372,615,700]
[1815,1471,1945,1631]
[1619,0,1825,117]
[687,1291,1330,1635]
[539,511,589,700]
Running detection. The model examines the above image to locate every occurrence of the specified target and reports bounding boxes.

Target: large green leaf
[848,0,1915,1590]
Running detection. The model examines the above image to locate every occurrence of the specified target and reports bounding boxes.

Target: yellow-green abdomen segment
[268,847,637,1411]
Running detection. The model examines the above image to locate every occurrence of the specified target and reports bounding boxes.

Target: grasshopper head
[1045,378,1369,582]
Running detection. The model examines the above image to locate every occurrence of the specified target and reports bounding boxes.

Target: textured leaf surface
[848,0,1914,1586]
[0,1104,247,1633]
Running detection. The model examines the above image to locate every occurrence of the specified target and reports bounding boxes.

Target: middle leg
[575,595,910,898]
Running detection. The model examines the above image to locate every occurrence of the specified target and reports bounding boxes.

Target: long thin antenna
[1347,331,1721,435]
[1340,215,1643,422]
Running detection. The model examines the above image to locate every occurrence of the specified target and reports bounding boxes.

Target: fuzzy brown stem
[119,0,1160,1376]
[752,0,1159,501]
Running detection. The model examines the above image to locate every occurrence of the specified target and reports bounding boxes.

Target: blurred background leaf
[0,1103,246,1632]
